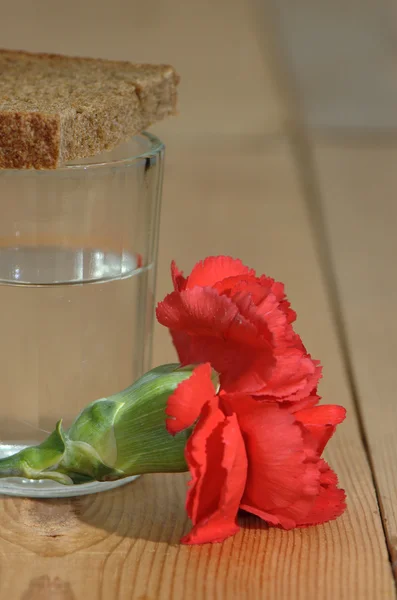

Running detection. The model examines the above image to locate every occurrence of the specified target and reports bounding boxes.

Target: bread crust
[0,49,179,169]
[0,112,60,169]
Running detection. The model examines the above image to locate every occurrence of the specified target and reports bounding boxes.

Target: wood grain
[0,144,393,599]
[312,139,397,580]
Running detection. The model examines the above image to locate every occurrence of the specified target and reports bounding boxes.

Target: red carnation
[157,257,346,545]
[156,256,321,400]
[167,364,346,544]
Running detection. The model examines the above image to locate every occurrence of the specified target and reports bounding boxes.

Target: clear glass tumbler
[0,132,164,497]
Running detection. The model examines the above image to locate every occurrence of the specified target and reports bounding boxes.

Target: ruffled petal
[265,278,296,323]
[166,363,216,435]
[157,287,241,339]
[186,256,254,290]
[285,393,321,413]
[157,287,276,394]
[213,275,268,303]
[296,460,346,526]
[182,400,247,544]
[231,288,291,347]
[213,274,296,325]
[255,349,322,402]
[225,396,321,528]
[158,261,315,398]
[294,405,347,455]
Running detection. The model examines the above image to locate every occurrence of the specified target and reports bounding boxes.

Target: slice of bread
[0,49,179,169]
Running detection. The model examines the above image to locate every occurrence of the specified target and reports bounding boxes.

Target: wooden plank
[0,0,285,138]
[0,142,392,599]
[272,0,397,129]
[312,139,397,580]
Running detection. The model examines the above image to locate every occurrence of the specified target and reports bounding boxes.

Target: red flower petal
[295,405,346,426]
[255,349,322,402]
[157,287,240,339]
[182,400,247,544]
[265,278,296,324]
[171,260,187,292]
[225,397,321,528]
[296,461,346,526]
[285,393,321,413]
[186,256,254,290]
[166,363,216,435]
[169,329,194,365]
[294,405,347,455]
[223,288,308,398]
[157,287,276,394]
[159,259,319,398]
[213,275,268,302]
[231,287,290,345]
[213,274,296,326]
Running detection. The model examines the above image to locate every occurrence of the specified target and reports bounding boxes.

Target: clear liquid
[0,246,152,496]
[0,245,138,285]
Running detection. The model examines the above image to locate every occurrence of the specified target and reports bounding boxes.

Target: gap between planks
[252,0,397,590]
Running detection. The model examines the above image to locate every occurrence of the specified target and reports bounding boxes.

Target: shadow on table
[73,473,269,544]
[68,472,191,545]
[0,472,269,549]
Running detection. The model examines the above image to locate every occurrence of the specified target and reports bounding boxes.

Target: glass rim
[1,131,164,174]
[63,131,164,171]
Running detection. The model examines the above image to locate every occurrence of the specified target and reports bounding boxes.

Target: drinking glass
[0,132,164,497]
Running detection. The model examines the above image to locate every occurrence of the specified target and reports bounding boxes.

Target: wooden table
[0,0,397,598]
[0,138,395,599]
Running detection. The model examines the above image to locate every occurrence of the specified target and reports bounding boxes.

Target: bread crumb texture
[0,50,179,169]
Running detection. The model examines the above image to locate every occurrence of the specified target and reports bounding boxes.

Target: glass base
[0,445,139,498]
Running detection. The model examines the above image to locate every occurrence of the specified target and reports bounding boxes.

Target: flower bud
[0,364,219,484]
